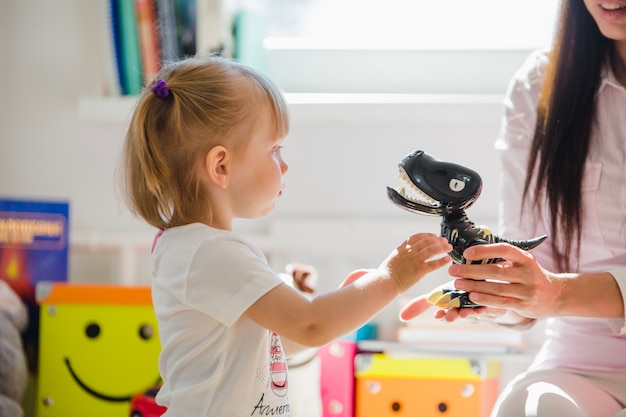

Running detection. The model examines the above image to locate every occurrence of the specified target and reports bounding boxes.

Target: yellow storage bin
[355,353,500,417]
[36,282,161,417]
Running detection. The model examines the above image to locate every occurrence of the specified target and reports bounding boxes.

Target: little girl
[119,55,452,416]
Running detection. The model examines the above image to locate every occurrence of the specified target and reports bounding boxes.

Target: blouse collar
[599,57,625,92]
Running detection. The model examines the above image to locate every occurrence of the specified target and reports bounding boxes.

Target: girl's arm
[245,233,451,347]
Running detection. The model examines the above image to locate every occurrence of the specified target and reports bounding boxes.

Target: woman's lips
[598,2,626,21]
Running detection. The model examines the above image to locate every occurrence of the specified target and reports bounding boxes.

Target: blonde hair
[119,55,289,229]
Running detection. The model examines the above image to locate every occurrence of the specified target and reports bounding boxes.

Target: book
[110,0,124,92]
[96,0,122,96]
[396,314,524,351]
[155,0,180,62]
[0,198,70,373]
[397,325,524,349]
[196,0,223,55]
[117,0,144,95]
[233,7,268,69]
[174,0,197,57]
[135,0,161,84]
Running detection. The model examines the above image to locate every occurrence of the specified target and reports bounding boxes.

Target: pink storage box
[319,340,357,417]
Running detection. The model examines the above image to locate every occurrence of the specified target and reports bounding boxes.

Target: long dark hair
[523,0,611,272]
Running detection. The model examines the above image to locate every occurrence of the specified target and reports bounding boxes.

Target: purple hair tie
[151,79,169,100]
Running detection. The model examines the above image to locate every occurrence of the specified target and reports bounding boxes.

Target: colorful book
[174,0,197,57]
[96,0,122,96]
[233,7,268,69]
[110,0,124,92]
[0,198,69,373]
[155,0,180,62]
[117,0,144,95]
[135,0,161,84]
[396,314,524,350]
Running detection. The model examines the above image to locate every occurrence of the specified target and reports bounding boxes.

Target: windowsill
[264,36,540,52]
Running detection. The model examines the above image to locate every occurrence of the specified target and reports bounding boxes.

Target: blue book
[0,198,69,373]
[96,0,123,95]
[110,0,124,93]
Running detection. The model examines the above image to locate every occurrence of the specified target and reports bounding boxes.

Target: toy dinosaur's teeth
[397,169,438,206]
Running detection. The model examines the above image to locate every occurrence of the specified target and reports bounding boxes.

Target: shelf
[78,93,504,124]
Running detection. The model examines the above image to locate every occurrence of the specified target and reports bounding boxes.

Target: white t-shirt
[496,48,626,371]
[151,223,290,416]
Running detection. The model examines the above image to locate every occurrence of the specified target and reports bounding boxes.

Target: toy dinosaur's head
[387,150,482,216]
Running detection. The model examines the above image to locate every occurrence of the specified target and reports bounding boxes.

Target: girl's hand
[449,243,564,319]
[382,233,452,293]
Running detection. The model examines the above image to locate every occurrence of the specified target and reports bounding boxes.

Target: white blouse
[496,48,626,371]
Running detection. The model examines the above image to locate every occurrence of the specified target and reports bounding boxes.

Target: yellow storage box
[36,282,161,417]
[355,353,500,417]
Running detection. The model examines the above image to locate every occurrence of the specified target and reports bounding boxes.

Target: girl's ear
[204,145,230,189]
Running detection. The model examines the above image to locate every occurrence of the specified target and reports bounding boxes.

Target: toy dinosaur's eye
[139,324,154,340]
[85,323,100,339]
[449,178,466,192]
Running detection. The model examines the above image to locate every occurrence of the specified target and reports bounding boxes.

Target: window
[234,0,560,94]
[263,0,559,50]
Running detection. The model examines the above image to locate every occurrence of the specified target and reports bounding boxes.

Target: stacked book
[395,313,525,354]
[97,0,229,96]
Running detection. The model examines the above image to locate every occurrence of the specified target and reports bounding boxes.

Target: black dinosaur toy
[387,150,547,308]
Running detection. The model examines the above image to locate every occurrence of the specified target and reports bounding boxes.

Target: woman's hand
[449,243,564,319]
[400,242,559,326]
[399,281,512,324]
[401,242,624,323]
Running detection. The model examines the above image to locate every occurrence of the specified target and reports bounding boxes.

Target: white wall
[1,2,132,228]
[1,0,540,396]
[0,0,513,282]
[0,0,536,335]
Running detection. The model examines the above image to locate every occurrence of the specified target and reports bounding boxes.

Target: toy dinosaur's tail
[495,234,548,251]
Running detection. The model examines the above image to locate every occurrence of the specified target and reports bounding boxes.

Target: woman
[401,1,626,415]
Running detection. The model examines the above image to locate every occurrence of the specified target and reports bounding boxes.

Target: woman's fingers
[463,243,534,265]
[447,244,537,284]
[448,244,559,317]
[455,278,528,299]
[399,295,432,321]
